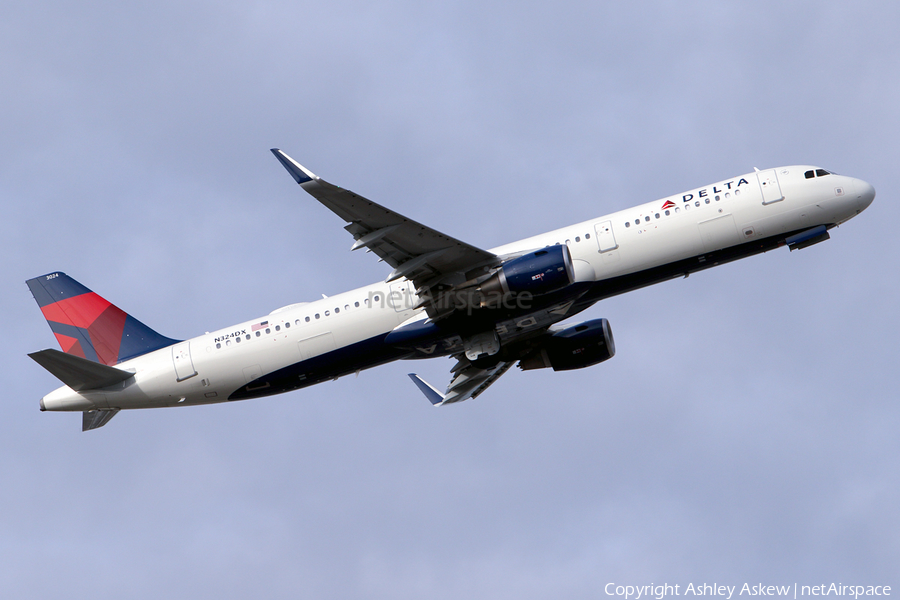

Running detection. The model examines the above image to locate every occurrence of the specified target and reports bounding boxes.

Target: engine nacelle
[519,318,616,371]
[479,245,575,300]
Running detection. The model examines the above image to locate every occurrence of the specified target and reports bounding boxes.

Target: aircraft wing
[408,356,515,406]
[272,149,498,297]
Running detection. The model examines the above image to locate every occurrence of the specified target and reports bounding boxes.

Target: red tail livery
[26,272,178,366]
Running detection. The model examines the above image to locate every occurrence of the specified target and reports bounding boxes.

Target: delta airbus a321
[27,150,875,430]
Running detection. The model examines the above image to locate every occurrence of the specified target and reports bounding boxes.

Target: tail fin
[27,272,179,366]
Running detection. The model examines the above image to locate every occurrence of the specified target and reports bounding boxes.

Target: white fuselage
[39,166,874,413]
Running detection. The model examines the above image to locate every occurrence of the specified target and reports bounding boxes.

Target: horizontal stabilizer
[83,409,120,431]
[29,348,134,391]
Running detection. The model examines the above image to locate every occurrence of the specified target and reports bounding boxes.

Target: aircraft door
[389,280,413,312]
[594,221,618,253]
[172,341,197,382]
[757,169,784,205]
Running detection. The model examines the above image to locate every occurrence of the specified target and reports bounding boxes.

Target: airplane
[27,150,875,430]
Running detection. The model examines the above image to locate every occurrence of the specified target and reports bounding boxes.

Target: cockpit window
[805,169,832,179]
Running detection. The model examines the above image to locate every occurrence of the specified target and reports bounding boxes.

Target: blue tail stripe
[118,315,179,362]
[27,273,92,308]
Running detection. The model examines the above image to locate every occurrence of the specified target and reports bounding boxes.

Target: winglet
[270,149,317,185]
[407,373,445,406]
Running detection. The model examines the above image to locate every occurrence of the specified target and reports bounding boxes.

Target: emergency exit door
[172,341,197,382]
[594,221,618,253]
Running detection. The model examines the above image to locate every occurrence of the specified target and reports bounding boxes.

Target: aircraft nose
[855,178,876,211]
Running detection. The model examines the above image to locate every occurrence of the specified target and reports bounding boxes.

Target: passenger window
[315,313,320,319]
[305,316,310,322]
[634,219,640,225]
[275,325,281,331]
[625,222,631,228]
[695,201,700,207]
[585,233,590,239]
[325,310,330,317]
[255,331,260,337]
[354,301,360,308]
[285,322,290,329]
[665,209,670,216]
[655,213,660,219]
[335,307,340,314]
[216,343,221,349]
[644,216,650,222]
[265,328,271,334]
[236,337,241,343]
[575,236,580,242]
[245,334,251,340]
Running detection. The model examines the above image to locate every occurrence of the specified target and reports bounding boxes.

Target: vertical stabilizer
[27,272,179,366]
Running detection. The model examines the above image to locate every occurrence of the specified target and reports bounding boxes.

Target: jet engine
[478,245,575,299]
[518,318,616,371]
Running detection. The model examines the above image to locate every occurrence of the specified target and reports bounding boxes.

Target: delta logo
[661,200,676,210]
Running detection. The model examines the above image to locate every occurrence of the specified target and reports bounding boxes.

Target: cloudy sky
[3,1,897,598]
